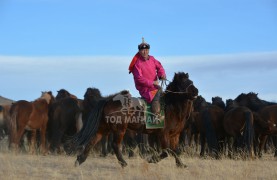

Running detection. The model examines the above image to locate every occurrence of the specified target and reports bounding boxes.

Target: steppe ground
[0,138,277,180]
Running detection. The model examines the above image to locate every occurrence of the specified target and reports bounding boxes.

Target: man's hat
[138,37,150,50]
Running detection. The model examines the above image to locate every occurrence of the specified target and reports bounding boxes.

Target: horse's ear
[186,73,189,78]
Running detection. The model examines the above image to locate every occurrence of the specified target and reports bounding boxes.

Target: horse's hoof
[75,160,80,167]
[120,161,128,168]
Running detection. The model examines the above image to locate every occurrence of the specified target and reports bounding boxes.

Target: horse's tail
[64,99,107,155]
[76,112,83,132]
[203,108,219,156]
[243,111,254,155]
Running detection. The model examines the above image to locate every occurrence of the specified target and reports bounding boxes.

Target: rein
[161,79,193,94]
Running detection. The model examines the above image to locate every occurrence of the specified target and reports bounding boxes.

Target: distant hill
[0,96,14,105]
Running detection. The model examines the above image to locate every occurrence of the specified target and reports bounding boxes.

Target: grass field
[0,139,277,180]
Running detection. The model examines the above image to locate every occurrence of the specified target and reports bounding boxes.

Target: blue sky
[0,0,277,103]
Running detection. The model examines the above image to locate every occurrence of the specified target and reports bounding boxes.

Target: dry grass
[0,139,277,180]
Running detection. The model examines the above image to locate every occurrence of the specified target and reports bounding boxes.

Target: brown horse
[65,72,198,168]
[9,91,55,154]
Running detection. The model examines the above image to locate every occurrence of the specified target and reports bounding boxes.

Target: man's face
[139,49,149,60]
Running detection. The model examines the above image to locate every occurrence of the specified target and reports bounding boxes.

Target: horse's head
[235,92,264,111]
[56,89,77,100]
[253,112,277,135]
[167,72,198,99]
[40,91,55,104]
[225,99,242,111]
[84,87,102,101]
[193,95,208,111]
[212,96,225,109]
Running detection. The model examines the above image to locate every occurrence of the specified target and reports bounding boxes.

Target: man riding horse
[128,38,166,121]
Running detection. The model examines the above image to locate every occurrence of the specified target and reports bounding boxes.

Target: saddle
[133,97,165,129]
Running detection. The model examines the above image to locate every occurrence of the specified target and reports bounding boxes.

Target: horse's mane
[104,90,130,101]
[164,72,194,105]
[166,72,189,92]
[56,89,77,100]
[35,91,54,104]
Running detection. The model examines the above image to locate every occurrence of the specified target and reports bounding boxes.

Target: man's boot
[151,100,163,123]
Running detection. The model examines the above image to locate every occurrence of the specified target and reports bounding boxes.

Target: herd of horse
[0,71,277,169]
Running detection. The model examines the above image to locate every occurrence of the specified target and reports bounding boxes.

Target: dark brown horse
[55,89,78,100]
[47,90,83,154]
[9,91,55,154]
[56,89,84,111]
[82,87,114,157]
[234,92,277,157]
[181,95,207,153]
[65,72,198,168]
[82,87,103,124]
[223,105,255,159]
[212,96,225,110]
[185,96,225,158]
[196,99,225,158]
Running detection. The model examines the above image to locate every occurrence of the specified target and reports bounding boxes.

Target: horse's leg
[178,128,186,152]
[171,134,181,155]
[14,126,26,153]
[148,132,187,168]
[195,133,200,152]
[188,132,193,148]
[75,133,103,166]
[148,132,169,164]
[200,133,206,157]
[253,134,259,157]
[40,123,47,155]
[29,129,37,154]
[271,135,277,157]
[112,130,128,167]
[258,135,268,158]
[169,135,187,168]
[100,135,108,157]
[226,136,233,158]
